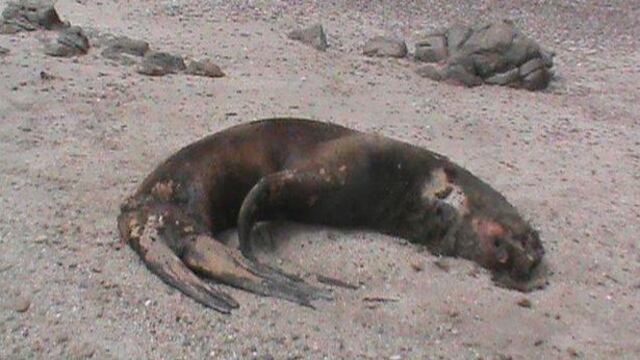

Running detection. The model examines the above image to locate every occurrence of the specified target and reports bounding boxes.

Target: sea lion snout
[471,217,546,288]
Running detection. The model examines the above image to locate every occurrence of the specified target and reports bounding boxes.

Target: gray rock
[503,33,541,66]
[522,68,551,90]
[415,64,444,81]
[288,23,328,51]
[363,36,407,58]
[414,35,447,63]
[484,67,520,85]
[445,64,483,87]
[519,57,545,77]
[103,36,149,57]
[137,51,185,76]
[540,49,555,68]
[445,25,472,54]
[470,52,509,78]
[463,20,515,54]
[185,59,225,78]
[0,0,67,34]
[44,26,89,57]
[0,46,9,55]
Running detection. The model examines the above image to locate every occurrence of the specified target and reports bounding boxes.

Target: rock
[185,59,225,78]
[469,52,509,78]
[445,25,472,54]
[288,23,328,51]
[519,57,545,77]
[415,64,444,81]
[521,68,551,91]
[101,36,149,57]
[503,33,541,66]
[0,46,8,55]
[68,341,95,359]
[414,35,447,63]
[414,20,553,90]
[445,64,483,87]
[463,20,515,54]
[484,67,520,85]
[44,26,90,57]
[0,0,67,34]
[137,51,185,76]
[363,36,407,58]
[517,298,532,308]
[12,294,31,312]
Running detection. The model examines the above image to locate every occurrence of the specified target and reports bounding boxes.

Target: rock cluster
[0,0,67,34]
[414,20,554,90]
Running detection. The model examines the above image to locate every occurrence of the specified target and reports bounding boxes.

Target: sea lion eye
[494,238,502,248]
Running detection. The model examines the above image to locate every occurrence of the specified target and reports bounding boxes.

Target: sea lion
[117,118,546,313]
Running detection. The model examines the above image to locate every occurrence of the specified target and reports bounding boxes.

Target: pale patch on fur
[421,168,469,215]
[151,180,175,202]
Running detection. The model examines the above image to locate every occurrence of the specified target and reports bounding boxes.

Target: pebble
[517,298,532,308]
[12,295,31,313]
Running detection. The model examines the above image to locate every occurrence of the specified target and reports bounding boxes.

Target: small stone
[44,26,90,57]
[68,341,95,359]
[410,259,423,272]
[288,23,328,51]
[185,59,225,78]
[137,51,185,76]
[12,295,31,313]
[517,298,532,308]
[0,46,9,55]
[102,36,149,57]
[414,35,448,63]
[567,347,580,357]
[433,258,451,272]
[363,36,407,58]
[415,64,444,81]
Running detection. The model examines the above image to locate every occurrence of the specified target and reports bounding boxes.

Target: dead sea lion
[118,118,546,313]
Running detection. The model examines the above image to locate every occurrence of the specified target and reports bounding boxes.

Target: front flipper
[132,215,239,313]
[182,235,332,307]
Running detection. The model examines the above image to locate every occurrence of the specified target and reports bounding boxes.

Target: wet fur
[118,118,546,312]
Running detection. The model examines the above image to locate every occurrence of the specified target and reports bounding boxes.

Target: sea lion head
[428,166,547,291]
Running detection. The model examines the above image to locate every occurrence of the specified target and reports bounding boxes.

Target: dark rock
[445,64,483,87]
[484,67,520,85]
[137,51,185,76]
[445,25,472,54]
[44,26,90,57]
[521,68,551,91]
[288,23,328,51]
[363,36,407,58]
[414,35,447,63]
[0,0,67,34]
[415,64,444,81]
[0,46,9,55]
[185,59,225,78]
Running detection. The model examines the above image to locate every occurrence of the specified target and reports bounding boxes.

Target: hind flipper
[182,235,332,307]
[123,212,239,313]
